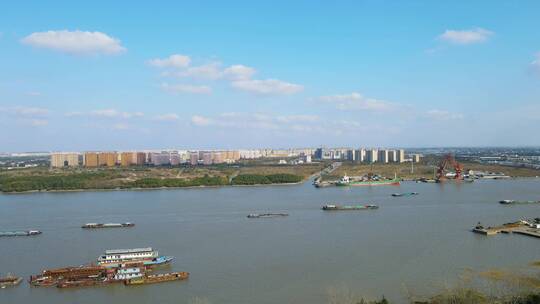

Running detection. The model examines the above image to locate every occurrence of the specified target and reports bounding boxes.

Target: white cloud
[90,109,144,118]
[439,28,493,45]
[425,109,464,120]
[0,106,50,117]
[154,113,179,121]
[161,83,212,94]
[29,119,49,126]
[223,65,256,80]
[25,91,42,96]
[231,79,303,95]
[191,112,323,132]
[276,114,319,123]
[21,30,126,55]
[64,111,83,117]
[112,123,130,130]
[177,62,223,80]
[317,92,397,111]
[191,115,212,126]
[531,53,540,71]
[148,54,191,68]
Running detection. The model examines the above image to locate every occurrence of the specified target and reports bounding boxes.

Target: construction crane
[436,154,463,182]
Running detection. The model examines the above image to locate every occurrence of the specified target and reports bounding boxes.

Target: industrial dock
[472,219,540,238]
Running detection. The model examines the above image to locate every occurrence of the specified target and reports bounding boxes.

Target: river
[1,179,540,303]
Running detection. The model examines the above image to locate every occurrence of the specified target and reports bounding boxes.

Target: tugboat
[0,274,22,288]
[322,204,379,211]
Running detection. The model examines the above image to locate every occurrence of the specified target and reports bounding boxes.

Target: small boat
[322,204,379,211]
[82,223,134,229]
[0,230,42,237]
[124,271,189,285]
[247,213,288,218]
[0,274,22,288]
[499,200,540,205]
[391,192,419,197]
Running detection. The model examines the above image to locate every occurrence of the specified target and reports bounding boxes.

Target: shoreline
[2,176,538,195]
[0,180,307,195]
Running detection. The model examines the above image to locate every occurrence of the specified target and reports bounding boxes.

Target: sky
[1,1,539,152]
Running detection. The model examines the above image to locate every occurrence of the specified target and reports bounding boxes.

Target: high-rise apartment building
[378,150,389,163]
[83,152,99,167]
[397,149,405,163]
[366,149,378,163]
[50,153,79,168]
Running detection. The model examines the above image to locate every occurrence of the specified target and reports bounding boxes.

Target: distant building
[102,152,117,167]
[397,149,405,163]
[190,152,199,166]
[120,152,134,167]
[211,152,223,164]
[378,150,389,163]
[412,154,421,163]
[83,152,99,167]
[388,150,397,163]
[150,152,171,166]
[354,149,366,162]
[366,149,378,163]
[132,152,146,166]
[50,153,79,168]
[202,152,213,165]
[170,153,180,166]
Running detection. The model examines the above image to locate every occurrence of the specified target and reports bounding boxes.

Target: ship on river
[335,174,400,187]
[1,274,22,288]
[97,247,174,268]
[0,230,41,237]
[322,204,379,211]
[82,223,134,229]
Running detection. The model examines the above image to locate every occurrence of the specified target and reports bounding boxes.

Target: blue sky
[1,1,539,152]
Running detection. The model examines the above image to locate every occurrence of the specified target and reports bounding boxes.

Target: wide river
[1,179,540,304]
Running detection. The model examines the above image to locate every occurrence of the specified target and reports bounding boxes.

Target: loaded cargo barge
[125,272,189,285]
[82,223,134,229]
[0,230,41,237]
[322,204,379,211]
[335,175,400,187]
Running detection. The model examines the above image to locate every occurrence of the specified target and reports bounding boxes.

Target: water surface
[1,179,540,303]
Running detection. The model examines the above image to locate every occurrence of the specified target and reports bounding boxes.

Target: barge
[125,271,189,285]
[29,265,108,287]
[392,192,419,197]
[0,275,22,288]
[322,204,379,211]
[82,223,134,229]
[247,213,288,218]
[499,200,540,205]
[97,248,173,268]
[335,175,400,187]
[0,230,41,237]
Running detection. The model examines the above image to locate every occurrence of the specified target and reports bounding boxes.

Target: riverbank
[0,164,322,193]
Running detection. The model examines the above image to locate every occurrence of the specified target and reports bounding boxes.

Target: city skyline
[1,1,540,151]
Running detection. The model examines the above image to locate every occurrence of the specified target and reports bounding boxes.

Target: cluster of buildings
[49,147,418,168]
[50,150,243,168]
[314,148,420,163]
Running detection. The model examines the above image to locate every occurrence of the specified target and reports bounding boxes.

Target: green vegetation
[130,175,228,188]
[0,166,308,193]
[231,173,303,185]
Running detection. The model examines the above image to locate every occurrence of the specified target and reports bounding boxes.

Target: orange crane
[436,154,463,181]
